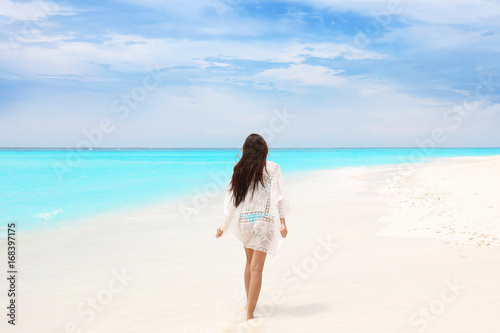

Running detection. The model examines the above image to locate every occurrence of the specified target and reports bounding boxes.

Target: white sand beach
[2,155,500,333]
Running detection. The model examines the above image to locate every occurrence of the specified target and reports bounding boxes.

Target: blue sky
[1,0,500,148]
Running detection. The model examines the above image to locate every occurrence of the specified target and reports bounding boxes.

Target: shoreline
[14,153,500,239]
[2,155,499,332]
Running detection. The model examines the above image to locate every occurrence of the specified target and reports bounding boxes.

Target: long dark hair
[230,133,268,207]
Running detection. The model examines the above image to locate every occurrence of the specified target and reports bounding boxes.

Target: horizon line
[1,147,500,150]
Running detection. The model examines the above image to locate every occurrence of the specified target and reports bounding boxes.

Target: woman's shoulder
[266,160,279,169]
[265,160,281,176]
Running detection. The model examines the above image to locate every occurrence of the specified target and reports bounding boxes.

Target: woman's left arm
[280,217,288,238]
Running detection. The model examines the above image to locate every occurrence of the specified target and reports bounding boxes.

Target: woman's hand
[215,226,223,238]
[280,218,288,238]
[280,224,288,238]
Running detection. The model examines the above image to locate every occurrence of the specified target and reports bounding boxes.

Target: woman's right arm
[216,187,235,238]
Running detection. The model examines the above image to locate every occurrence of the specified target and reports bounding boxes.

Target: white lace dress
[221,160,290,259]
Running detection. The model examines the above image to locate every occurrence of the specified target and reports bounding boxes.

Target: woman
[215,133,290,321]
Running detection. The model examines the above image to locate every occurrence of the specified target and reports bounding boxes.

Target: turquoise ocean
[1,148,500,232]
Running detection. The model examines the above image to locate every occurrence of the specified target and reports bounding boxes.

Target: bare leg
[243,246,254,308]
[247,249,267,320]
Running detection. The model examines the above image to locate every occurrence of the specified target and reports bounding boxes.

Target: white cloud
[1,0,498,148]
[252,64,345,88]
[481,102,500,116]
[34,209,62,221]
[378,24,500,53]
[0,0,73,21]
[400,0,500,25]
[113,0,220,15]
[249,63,400,99]
[0,33,387,80]
[1,70,497,147]
[291,0,500,25]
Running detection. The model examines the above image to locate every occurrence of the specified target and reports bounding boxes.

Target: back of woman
[229,159,288,256]
[215,133,290,321]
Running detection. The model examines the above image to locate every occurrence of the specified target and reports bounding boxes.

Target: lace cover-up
[221,160,290,259]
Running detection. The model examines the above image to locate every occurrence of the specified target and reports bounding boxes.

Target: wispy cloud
[0,0,72,21]
[34,209,63,221]
[0,0,499,147]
